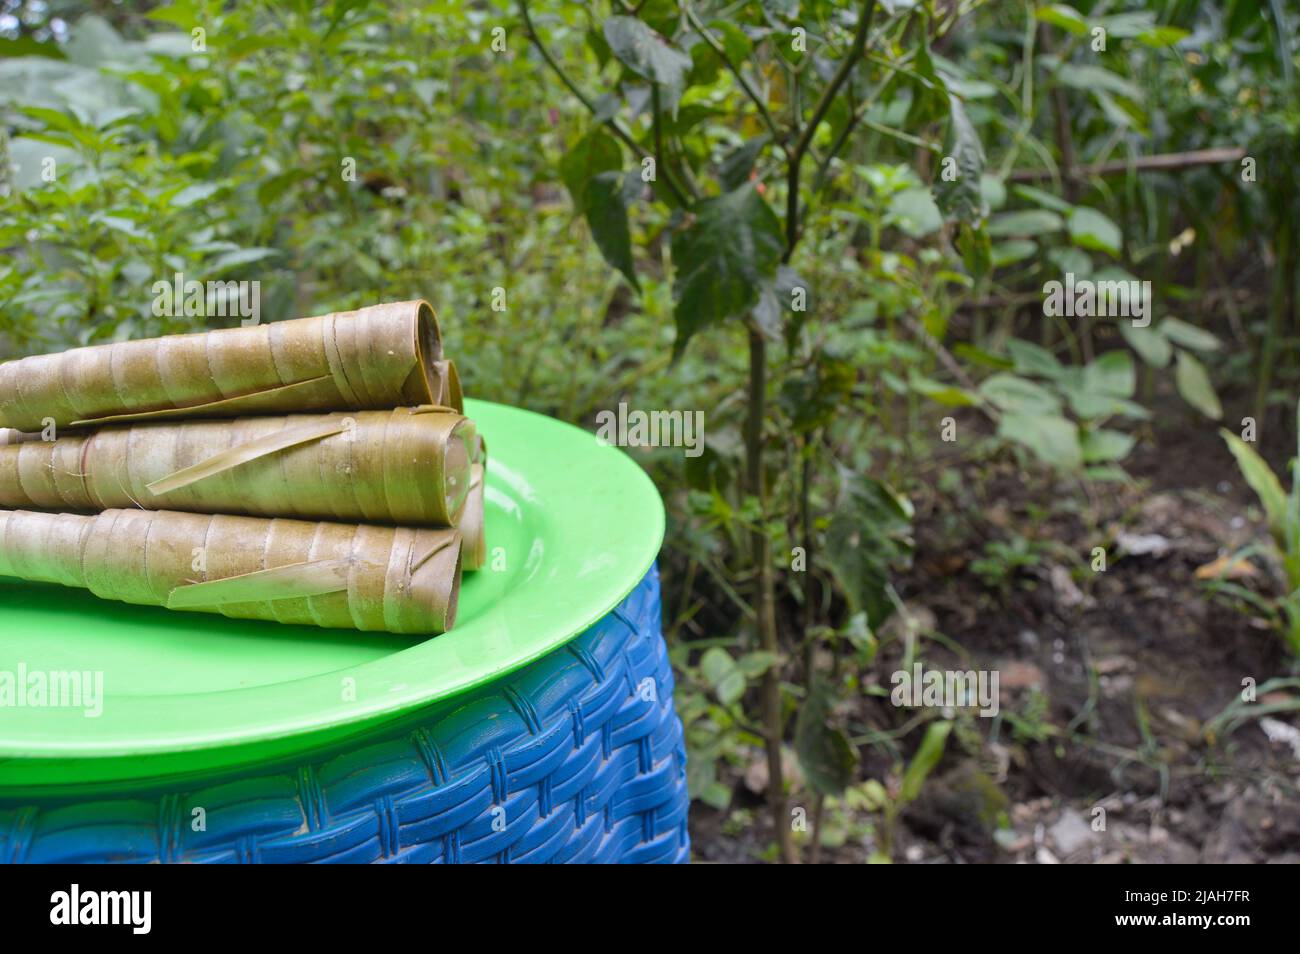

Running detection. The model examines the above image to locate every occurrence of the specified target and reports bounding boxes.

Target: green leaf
[1068,207,1122,257]
[906,32,949,127]
[1120,322,1172,368]
[795,679,859,797]
[737,651,782,678]
[980,174,1007,211]
[1055,63,1143,103]
[587,25,612,67]
[670,185,783,357]
[909,373,977,407]
[1082,427,1136,463]
[583,170,639,290]
[987,209,1064,237]
[997,412,1083,470]
[957,223,992,281]
[4,137,78,192]
[779,350,855,432]
[1082,350,1135,398]
[1054,364,1146,421]
[992,239,1038,267]
[1011,183,1075,215]
[604,16,692,111]
[755,264,807,343]
[1098,11,1159,38]
[1047,245,1093,277]
[20,105,86,133]
[206,247,281,273]
[1221,430,1288,541]
[1060,381,1149,421]
[934,95,986,224]
[699,647,745,705]
[559,127,622,212]
[1036,4,1090,34]
[65,14,130,68]
[1161,317,1220,352]
[900,721,952,804]
[1175,350,1222,419]
[980,373,1062,414]
[888,187,943,238]
[1136,25,1190,47]
[1007,338,1064,379]
[719,136,767,192]
[0,36,66,59]
[707,18,753,67]
[170,182,220,208]
[825,469,914,627]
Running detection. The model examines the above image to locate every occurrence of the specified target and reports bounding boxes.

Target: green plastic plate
[0,399,664,790]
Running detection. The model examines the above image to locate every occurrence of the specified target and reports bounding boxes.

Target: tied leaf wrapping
[458,433,487,571]
[0,407,475,527]
[0,508,463,635]
[0,300,449,431]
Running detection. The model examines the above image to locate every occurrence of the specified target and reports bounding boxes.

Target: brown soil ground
[689,382,1300,863]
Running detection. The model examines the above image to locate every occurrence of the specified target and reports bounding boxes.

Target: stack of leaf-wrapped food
[0,301,484,637]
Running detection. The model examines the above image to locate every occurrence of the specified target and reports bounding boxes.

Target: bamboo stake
[0,406,474,527]
[0,300,450,431]
[1006,146,1247,182]
[0,508,463,635]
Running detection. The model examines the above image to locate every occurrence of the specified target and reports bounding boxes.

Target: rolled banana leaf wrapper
[0,300,463,431]
[0,508,462,635]
[458,434,487,571]
[0,406,474,528]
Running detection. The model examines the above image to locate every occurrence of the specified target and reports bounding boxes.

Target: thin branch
[862,50,932,87]
[1007,146,1248,182]
[862,117,941,152]
[789,0,876,167]
[784,0,876,258]
[517,0,690,206]
[683,2,786,150]
[806,19,921,194]
[899,313,998,423]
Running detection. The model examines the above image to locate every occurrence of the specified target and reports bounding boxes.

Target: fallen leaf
[1195,554,1258,581]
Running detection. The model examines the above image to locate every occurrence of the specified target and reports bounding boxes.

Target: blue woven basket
[0,566,689,864]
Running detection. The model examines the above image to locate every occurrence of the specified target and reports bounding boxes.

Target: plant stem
[683,2,787,150]
[784,0,876,254]
[517,0,690,206]
[1257,225,1292,425]
[800,442,815,681]
[809,793,826,864]
[746,325,796,863]
[754,0,876,864]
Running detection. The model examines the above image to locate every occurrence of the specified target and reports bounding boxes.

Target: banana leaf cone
[458,434,487,571]
[0,508,462,635]
[0,300,449,431]
[0,406,474,527]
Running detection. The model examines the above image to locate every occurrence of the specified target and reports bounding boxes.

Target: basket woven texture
[0,566,690,864]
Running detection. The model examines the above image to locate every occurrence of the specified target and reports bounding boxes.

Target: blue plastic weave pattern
[0,566,689,864]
